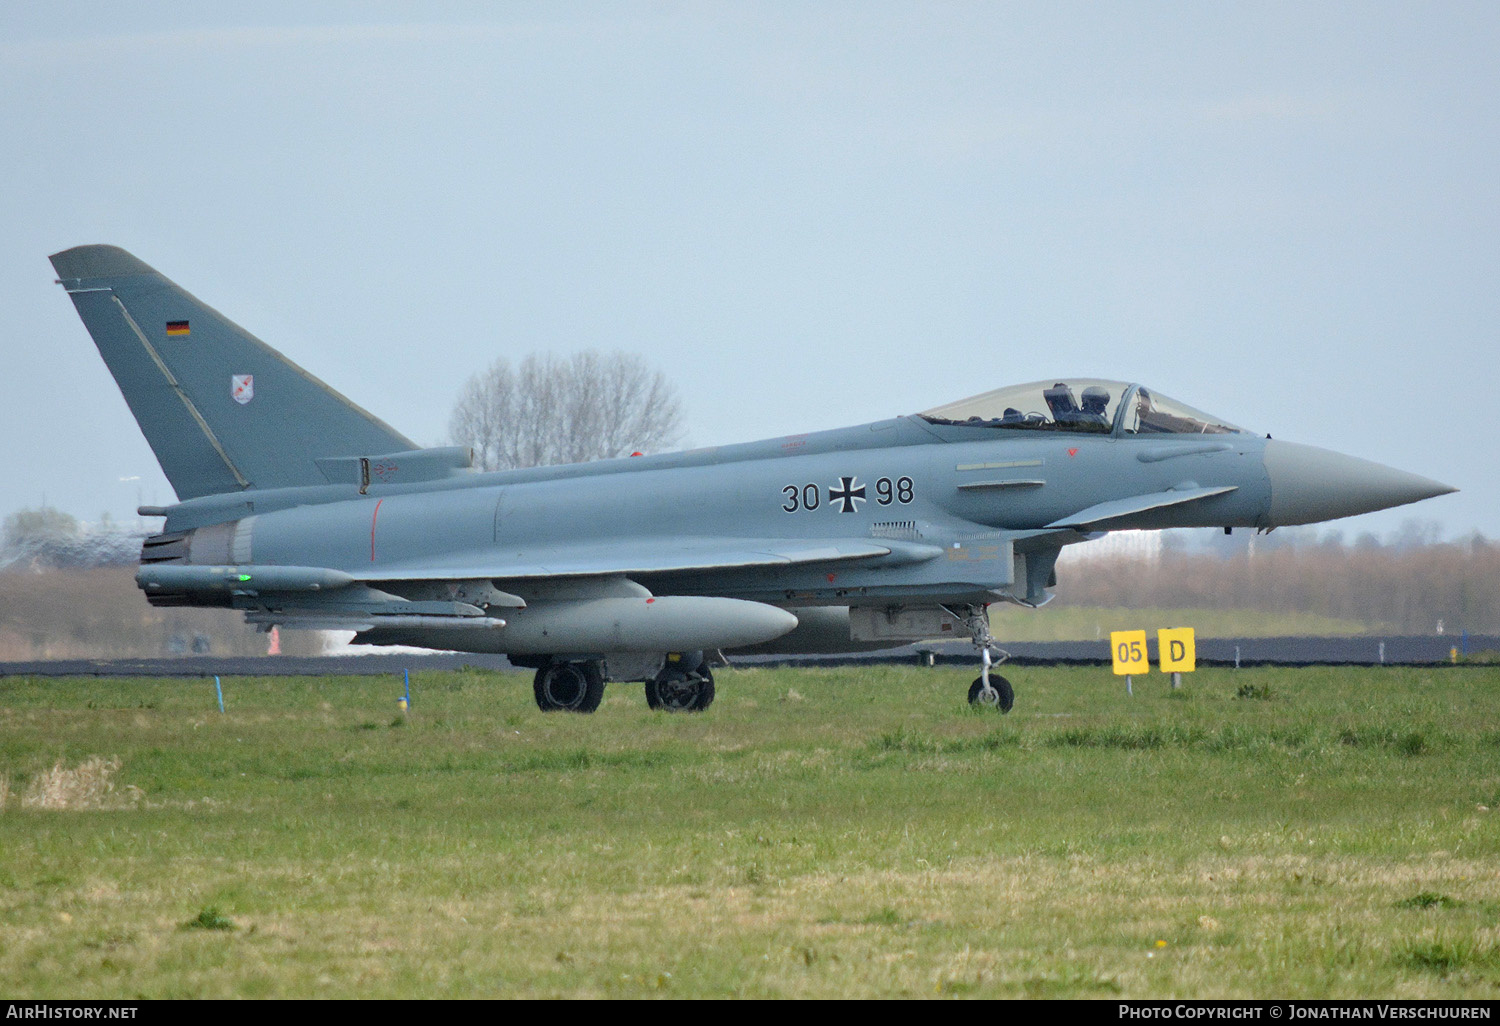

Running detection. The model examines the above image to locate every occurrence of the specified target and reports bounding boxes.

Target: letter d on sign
[1157,628,1196,673]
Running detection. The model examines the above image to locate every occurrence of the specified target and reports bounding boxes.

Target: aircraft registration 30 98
[50,245,1456,713]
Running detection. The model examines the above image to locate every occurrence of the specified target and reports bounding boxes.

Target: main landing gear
[645,662,715,712]
[533,660,605,713]
[947,603,1015,713]
[531,653,716,713]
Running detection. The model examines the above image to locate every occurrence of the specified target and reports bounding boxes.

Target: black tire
[968,674,1014,713]
[645,666,715,712]
[534,661,605,713]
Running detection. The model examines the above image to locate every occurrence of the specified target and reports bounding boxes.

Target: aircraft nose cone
[1263,440,1456,526]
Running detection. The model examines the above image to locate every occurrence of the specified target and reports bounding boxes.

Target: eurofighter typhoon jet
[51,246,1455,714]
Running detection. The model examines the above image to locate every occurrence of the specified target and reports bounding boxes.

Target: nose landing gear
[946,604,1014,712]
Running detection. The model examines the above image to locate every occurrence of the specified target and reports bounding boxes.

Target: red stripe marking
[370,498,383,562]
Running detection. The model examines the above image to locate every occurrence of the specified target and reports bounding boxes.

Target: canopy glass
[919,380,1250,436]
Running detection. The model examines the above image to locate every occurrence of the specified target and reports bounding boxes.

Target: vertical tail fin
[50,245,414,501]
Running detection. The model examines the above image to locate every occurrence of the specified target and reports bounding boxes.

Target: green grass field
[2,663,1498,999]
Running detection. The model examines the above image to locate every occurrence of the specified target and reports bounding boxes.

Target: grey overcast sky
[1,1,1494,540]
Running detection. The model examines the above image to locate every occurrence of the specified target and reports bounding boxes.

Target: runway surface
[2,635,1493,677]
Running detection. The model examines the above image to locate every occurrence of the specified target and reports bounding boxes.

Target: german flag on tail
[166,320,190,336]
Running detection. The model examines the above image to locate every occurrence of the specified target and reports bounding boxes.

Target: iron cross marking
[829,476,867,513]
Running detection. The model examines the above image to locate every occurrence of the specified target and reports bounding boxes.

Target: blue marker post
[398,669,411,714]
[214,675,225,714]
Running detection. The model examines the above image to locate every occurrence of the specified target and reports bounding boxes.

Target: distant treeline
[1060,533,1499,635]
[0,566,326,660]
[3,521,1496,659]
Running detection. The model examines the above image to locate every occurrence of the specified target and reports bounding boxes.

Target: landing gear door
[1010,546,1060,607]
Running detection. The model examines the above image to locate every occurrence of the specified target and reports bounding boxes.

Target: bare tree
[448,351,685,471]
[2,506,79,550]
[1,506,141,571]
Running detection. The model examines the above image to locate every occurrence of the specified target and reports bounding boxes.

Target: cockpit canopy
[919,380,1251,436]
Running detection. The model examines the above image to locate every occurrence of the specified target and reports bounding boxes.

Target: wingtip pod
[50,244,157,281]
[137,564,357,593]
